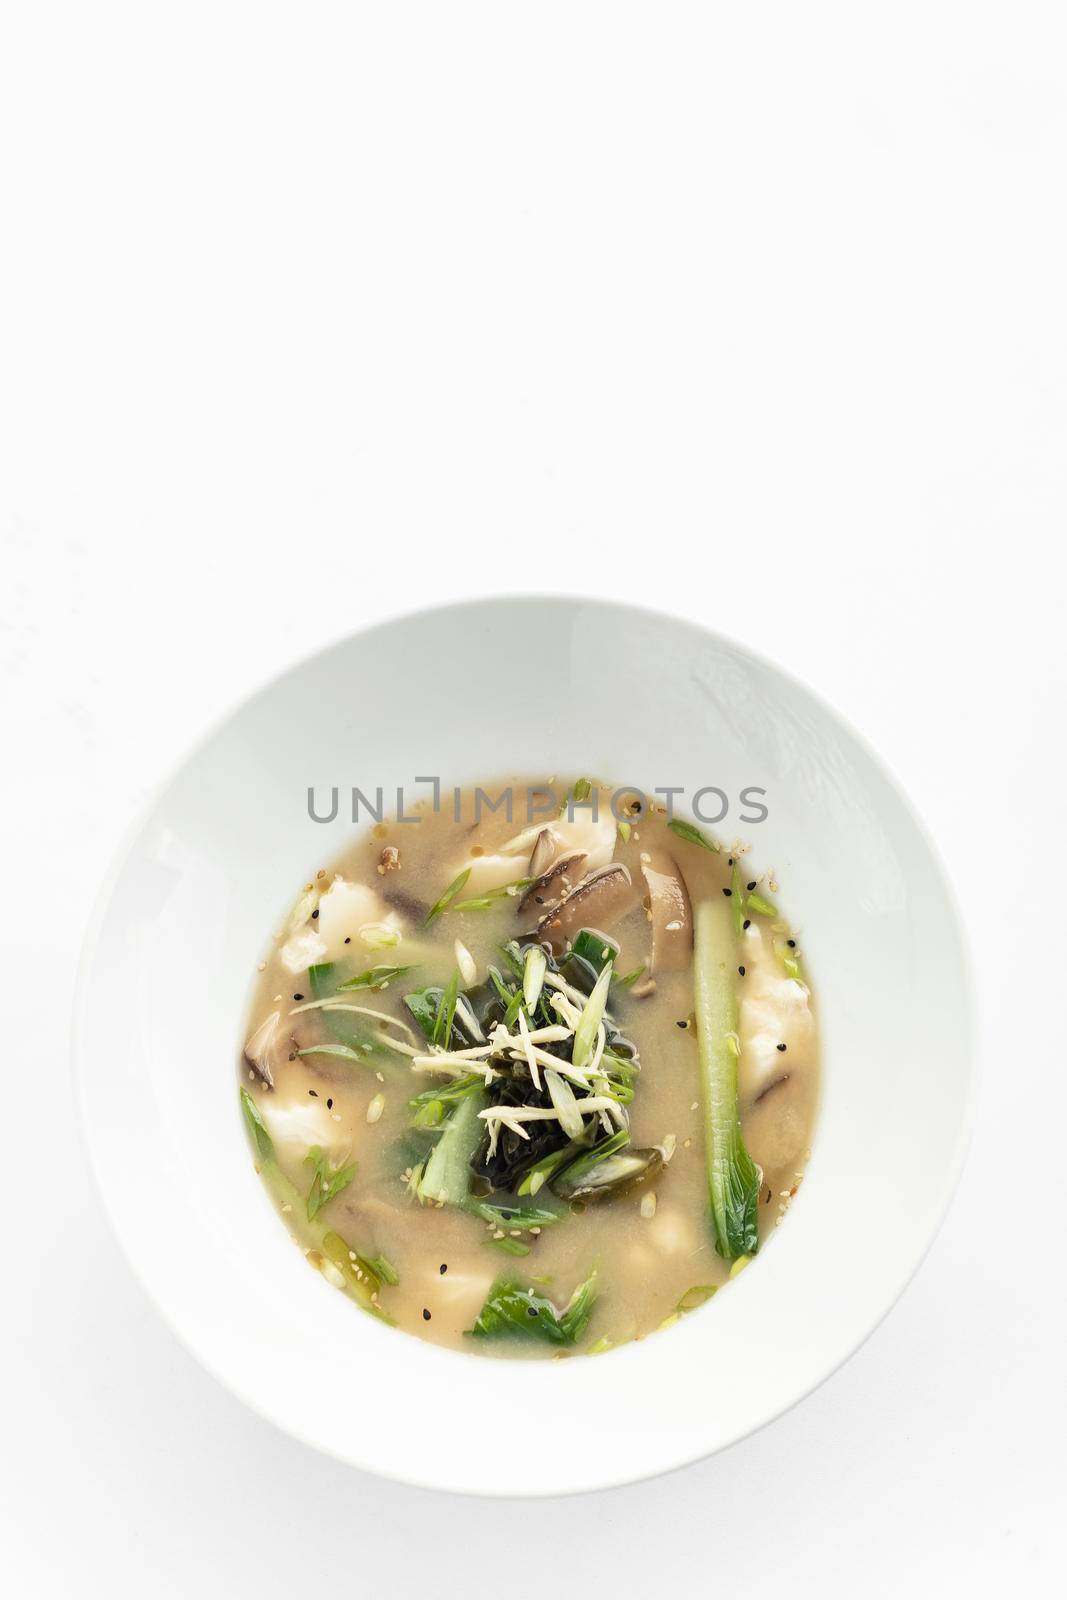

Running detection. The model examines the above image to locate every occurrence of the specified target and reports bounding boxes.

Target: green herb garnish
[675,1283,718,1313]
[668,817,721,853]
[304,1146,357,1221]
[336,964,417,991]
[433,969,461,1050]
[370,1254,400,1286]
[240,1087,274,1161]
[464,1198,562,1229]
[296,1044,373,1064]
[425,868,472,924]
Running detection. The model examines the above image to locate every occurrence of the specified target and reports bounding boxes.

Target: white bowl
[75,597,974,1495]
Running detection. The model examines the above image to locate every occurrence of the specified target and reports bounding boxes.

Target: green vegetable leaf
[570,928,620,976]
[304,1145,357,1221]
[467,1267,597,1344]
[668,817,721,853]
[240,1087,275,1161]
[403,985,440,1042]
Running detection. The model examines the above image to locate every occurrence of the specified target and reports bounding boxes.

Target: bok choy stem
[416,1087,487,1205]
[693,898,762,1259]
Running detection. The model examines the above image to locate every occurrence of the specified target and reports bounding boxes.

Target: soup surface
[239,780,819,1356]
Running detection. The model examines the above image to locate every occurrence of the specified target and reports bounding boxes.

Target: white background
[2,2,1065,1594]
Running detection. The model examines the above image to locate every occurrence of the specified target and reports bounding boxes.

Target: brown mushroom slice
[243,1009,281,1087]
[528,826,562,879]
[516,850,588,916]
[640,849,693,973]
[537,862,634,949]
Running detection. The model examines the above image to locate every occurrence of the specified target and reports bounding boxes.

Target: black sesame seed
[327,1097,334,1108]
[787,938,796,948]
[344,936,351,944]
[723,887,732,897]
[311,908,319,919]
[777,1043,787,1052]
[527,1306,538,1318]
[309,1089,318,1097]
[676,1019,687,1029]
[738,965,746,976]
[727,857,734,866]
[293,993,304,1001]
[422,1308,431,1321]
[743,919,751,930]
[439,1263,448,1275]
[747,881,757,892]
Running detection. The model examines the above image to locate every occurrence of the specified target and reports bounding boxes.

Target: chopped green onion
[517,1142,578,1197]
[295,1044,374,1064]
[745,893,777,918]
[336,964,417,991]
[424,868,472,924]
[668,817,721,852]
[572,960,613,1067]
[729,860,746,937]
[484,1236,531,1256]
[523,944,547,1010]
[432,969,461,1050]
[240,1087,274,1161]
[675,1283,718,1313]
[304,1146,357,1221]
[370,1254,400,1286]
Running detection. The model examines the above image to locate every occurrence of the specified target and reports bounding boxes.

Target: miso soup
[239,780,819,1356]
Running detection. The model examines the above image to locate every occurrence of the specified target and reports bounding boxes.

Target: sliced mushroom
[537,863,634,949]
[516,851,588,915]
[528,826,561,879]
[459,809,616,897]
[243,1010,282,1087]
[640,850,693,973]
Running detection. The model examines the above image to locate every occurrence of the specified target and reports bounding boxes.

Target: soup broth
[239,781,819,1356]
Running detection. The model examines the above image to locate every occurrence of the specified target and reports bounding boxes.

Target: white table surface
[2,4,1064,1594]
